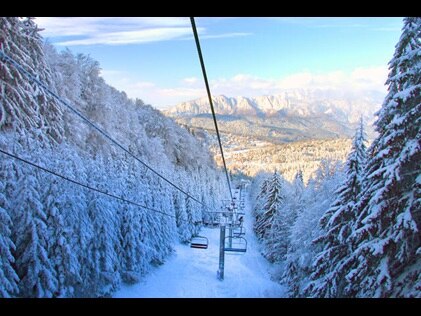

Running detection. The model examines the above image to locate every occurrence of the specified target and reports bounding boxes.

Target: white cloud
[36,17,252,46]
[349,66,389,90]
[183,77,199,85]
[159,87,204,98]
[100,70,205,108]
[100,66,388,109]
[36,17,190,36]
[57,27,195,46]
[199,67,388,104]
[36,17,196,46]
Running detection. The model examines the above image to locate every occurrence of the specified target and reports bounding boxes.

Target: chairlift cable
[190,17,233,201]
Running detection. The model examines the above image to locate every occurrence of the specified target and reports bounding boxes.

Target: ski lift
[190,236,208,249]
[227,219,241,229]
[233,226,245,237]
[224,236,247,253]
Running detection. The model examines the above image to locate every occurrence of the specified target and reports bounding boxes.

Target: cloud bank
[101,66,388,109]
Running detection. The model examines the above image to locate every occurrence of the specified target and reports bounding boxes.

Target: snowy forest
[0,17,228,298]
[0,16,419,298]
[251,17,420,298]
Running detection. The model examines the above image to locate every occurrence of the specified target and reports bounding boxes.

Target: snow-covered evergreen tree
[42,179,81,298]
[344,17,420,298]
[0,180,19,297]
[253,176,271,235]
[289,170,304,225]
[174,190,190,242]
[305,119,367,297]
[151,177,177,259]
[13,167,58,297]
[292,170,304,201]
[282,159,344,297]
[118,160,148,283]
[0,17,63,143]
[254,171,285,241]
[86,159,121,297]
[264,206,291,263]
[120,204,145,283]
[173,172,196,243]
[53,147,93,297]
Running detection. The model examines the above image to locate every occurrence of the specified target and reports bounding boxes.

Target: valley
[193,129,352,183]
[165,93,375,182]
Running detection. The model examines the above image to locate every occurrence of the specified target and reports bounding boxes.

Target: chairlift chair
[233,226,245,237]
[224,236,247,253]
[190,236,209,249]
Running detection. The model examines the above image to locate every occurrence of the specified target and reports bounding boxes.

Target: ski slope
[114,188,286,298]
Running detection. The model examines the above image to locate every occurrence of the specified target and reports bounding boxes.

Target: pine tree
[254,171,285,242]
[292,170,304,200]
[42,179,81,298]
[87,192,121,297]
[345,17,420,298]
[118,158,147,283]
[186,194,199,237]
[0,180,19,297]
[86,158,121,297]
[155,178,177,256]
[253,176,270,235]
[120,204,145,283]
[174,185,190,242]
[290,169,305,225]
[0,17,63,143]
[282,160,344,297]
[13,168,58,297]
[55,147,93,297]
[264,200,290,263]
[305,119,367,297]
[0,139,22,298]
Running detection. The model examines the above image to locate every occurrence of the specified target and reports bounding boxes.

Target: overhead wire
[190,17,233,201]
[0,49,206,208]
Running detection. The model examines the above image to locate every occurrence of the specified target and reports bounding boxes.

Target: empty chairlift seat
[233,226,245,237]
[190,236,209,249]
[224,236,247,253]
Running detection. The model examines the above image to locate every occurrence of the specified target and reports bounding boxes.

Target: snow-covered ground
[114,189,286,298]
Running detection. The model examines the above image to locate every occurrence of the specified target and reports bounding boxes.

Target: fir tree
[42,179,81,297]
[86,158,121,297]
[305,119,367,297]
[290,169,305,225]
[120,204,145,283]
[174,187,190,242]
[0,180,19,297]
[0,17,63,143]
[13,169,58,297]
[282,160,344,297]
[253,176,270,235]
[119,161,147,283]
[345,17,420,298]
[254,171,285,242]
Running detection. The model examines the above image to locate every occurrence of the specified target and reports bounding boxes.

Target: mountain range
[165,90,384,142]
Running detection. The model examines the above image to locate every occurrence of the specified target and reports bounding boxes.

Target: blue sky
[36,17,403,109]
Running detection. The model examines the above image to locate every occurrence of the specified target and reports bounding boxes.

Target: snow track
[114,190,286,298]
